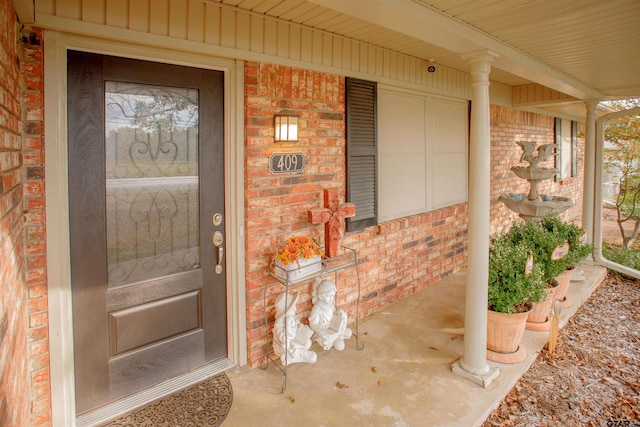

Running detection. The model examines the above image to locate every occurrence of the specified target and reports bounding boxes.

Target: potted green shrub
[487,231,546,363]
[504,217,567,328]
[507,217,567,283]
[541,212,593,272]
[540,213,594,308]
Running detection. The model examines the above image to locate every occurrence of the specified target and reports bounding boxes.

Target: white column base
[451,359,500,388]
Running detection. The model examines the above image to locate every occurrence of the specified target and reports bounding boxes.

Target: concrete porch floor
[224,263,607,427]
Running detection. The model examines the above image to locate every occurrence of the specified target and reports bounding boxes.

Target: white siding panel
[129,1,150,33]
[38,0,55,15]
[289,26,301,61]
[169,1,188,39]
[149,0,169,36]
[387,51,397,80]
[381,50,390,78]
[56,0,81,19]
[235,11,251,51]
[370,46,381,78]
[81,0,104,24]
[204,3,221,45]
[275,22,289,58]
[358,44,368,75]
[322,33,333,67]
[490,81,510,106]
[220,8,237,49]
[331,36,342,68]
[187,0,205,42]
[249,15,263,53]
[341,38,352,71]
[349,39,360,72]
[511,83,574,106]
[376,49,384,80]
[106,0,127,29]
[312,30,323,65]
[264,19,278,55]
[300,27,313,63]
[405,56,415,84]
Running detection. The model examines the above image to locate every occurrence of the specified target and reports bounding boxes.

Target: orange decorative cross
[308,188,356,257]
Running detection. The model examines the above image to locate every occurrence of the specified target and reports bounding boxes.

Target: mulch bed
[483,272,640,427]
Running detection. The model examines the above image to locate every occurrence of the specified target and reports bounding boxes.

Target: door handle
[213,231,224,274]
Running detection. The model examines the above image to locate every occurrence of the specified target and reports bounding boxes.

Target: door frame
[44,32,246,427]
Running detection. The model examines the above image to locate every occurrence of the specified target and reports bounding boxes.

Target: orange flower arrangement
[273,236,323,266]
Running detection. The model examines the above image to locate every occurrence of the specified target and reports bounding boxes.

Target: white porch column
[582,100,599,254]
[452,51,500,387]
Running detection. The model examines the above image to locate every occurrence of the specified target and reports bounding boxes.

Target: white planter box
[274,255,322,282]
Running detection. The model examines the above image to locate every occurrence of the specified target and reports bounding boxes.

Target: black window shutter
[345,77,377,232]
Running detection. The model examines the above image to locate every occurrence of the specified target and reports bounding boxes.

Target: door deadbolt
[213,213,223,226]
[213,231,224,246]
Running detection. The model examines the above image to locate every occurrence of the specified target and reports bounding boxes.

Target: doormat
[101,373,232,427]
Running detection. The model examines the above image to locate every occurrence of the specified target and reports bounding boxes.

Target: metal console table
[260,246,364,393]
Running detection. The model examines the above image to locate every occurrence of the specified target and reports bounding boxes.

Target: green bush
[506,217,567,283]
[488,233,546,314]
[488,213,594,314]
[540,212,593,268]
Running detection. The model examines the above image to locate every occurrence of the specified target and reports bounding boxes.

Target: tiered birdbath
[499,141,573,221]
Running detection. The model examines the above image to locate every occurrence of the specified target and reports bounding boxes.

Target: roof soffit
[306,0,604,100]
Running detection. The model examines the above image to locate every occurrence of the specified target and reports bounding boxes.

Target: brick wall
[489,105,585,236]
[0,0,29,425]
[244,62,348,364]
[20,27,50,427]
[244,62,469,366]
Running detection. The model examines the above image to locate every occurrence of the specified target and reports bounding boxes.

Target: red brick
[29,326,48,342]
[28,283,47,298]
[29,311,48,328]
[0,3,32,426]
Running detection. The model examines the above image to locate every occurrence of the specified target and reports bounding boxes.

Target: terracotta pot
[526,281,559,331]
[486,306,531,354]
[553,269,573,308]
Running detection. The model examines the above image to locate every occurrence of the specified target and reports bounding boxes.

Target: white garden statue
[309,279,352,351]
[272,292,317,365]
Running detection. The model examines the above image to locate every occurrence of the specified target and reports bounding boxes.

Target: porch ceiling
[217,0,640,116]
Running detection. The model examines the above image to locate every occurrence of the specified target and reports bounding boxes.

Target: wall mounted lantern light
[274,114,298,143]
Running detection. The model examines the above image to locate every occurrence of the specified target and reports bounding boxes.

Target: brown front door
[67,51,227,414]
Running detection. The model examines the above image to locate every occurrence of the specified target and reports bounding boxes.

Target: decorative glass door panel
[105,83,200,287]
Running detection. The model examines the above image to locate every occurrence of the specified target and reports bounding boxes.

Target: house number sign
[269,152,306,174]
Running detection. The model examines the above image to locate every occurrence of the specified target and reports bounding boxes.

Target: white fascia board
[309,0,603,100]
[13,0,35,24]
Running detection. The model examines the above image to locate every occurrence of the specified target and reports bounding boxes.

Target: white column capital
[462,51,499,82]
[462,50,499,62]
[585,99,600,113]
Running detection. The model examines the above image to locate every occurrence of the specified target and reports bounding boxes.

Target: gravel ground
[483,272,640,427]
